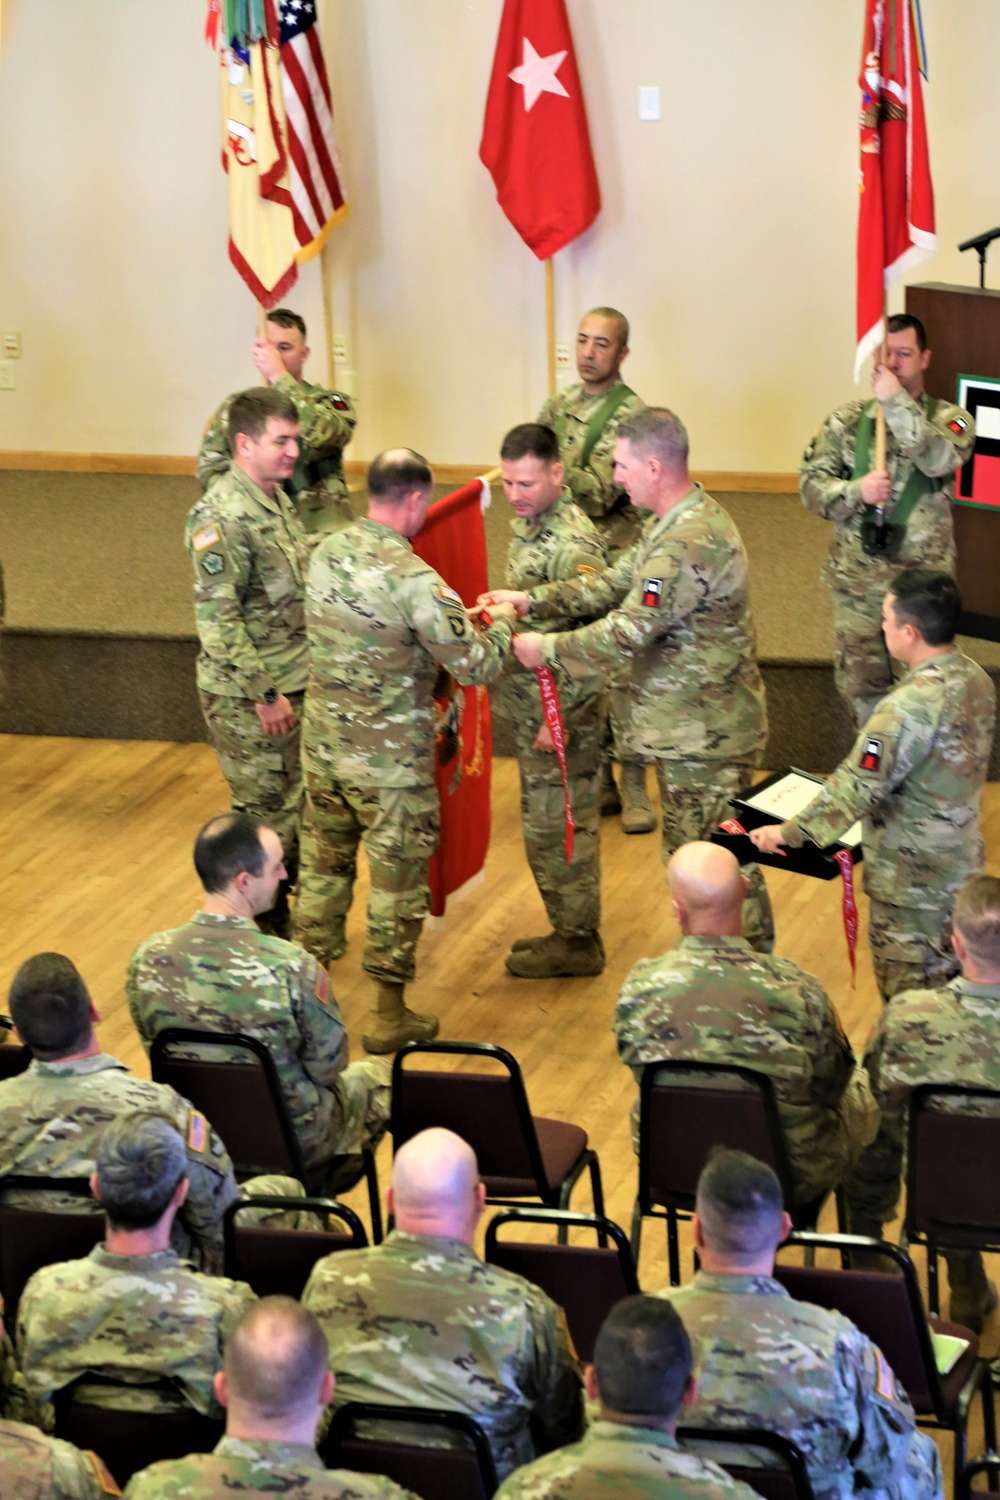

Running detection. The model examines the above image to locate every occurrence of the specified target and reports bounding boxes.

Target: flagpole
[545,257,556,396]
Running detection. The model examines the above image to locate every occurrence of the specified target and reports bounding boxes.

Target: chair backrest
[149,1027,307,1182]
[391,1042,548,1196]
[678,1427,815,1500]
[774,1233,941,1415]
[53,1380,224,1487]
[0,1176,101,1336]
[224,1195,367,1300]
[959,1455,1000,1500]
[484,1207,639,1364]
[638,1061,796,1212]
[0,1017,31,1080]
[905,1084,1000,1248]
[324,1401,498,1500]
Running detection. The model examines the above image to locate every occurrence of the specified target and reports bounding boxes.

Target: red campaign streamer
[536,666,575,864]
[204,0,221,48]
[718,817,787,857]
[834,849,859,988]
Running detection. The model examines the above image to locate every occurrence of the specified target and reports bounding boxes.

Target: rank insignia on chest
[201,552,224,576]
[641,578,663,607]
[859,736,883,771]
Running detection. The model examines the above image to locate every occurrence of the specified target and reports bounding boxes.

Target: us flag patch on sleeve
[859,736,883,771]
[192,525,220,552]
[187,1111,208,1153]
[641,578,663,607]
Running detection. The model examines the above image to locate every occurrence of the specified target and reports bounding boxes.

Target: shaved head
[390,1129,484,1242]
[668,842,744,935]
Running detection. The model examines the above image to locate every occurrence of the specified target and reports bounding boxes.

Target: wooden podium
[906,282,1000,641]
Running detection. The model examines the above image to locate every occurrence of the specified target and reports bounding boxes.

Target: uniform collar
[358,517,413,549]
[214,1436,326,1467]
[30,1053,128,1078]
[510,491,572,543]
[230,465,292,518]
[588,1420,680,1450]
[385,1229,480,1263]
[686,1269,789,1297]
[677,934,753,955]
[90,1245,182,1272]
[191,911,260,930]
[646,484,705,541]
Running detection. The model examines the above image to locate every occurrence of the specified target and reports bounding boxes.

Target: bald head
[667,842,745,936]
[224,1297,329,1420]
[390,1128,484,1243]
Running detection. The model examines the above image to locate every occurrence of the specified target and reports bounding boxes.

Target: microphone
[958,227,1000,288]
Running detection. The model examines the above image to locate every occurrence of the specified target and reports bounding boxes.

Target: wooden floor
[2,732,999,1478]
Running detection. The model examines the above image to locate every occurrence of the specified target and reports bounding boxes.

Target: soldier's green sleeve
[272,374,356,458]
[406,578,514,687]
[528,544,634,624]
[125,950,155,1056]
[882,389,975,476]
[848,1010,907,1222]
[53,1440,119,1499]
[195,397,233,492]
[842,1328,935,1495]
[171,1101,240,1274]
[523,1298,585,1455]
[799,411,865,526]
[291,954,350,1092]
[781,692,931,851]
[185,507,276,701]
[805,978,857,1110]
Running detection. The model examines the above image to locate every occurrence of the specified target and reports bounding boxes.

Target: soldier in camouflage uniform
[302,1128,584,1480]
[614,843,876,1211]
[538,306,651,831]
[16,1114,256,1432]
[495,1295,759,1500]
[485,408,774,952]
[846,874,1000,1331]
[197,308,357,545]
[0,953,307,1273]
[127,813,390,1195]
[494,424,607,979]
[187,386,309,937]
[0,1420,120,1499]
[293,450,516,1052]
[665,1151,943,1500]
[801,314,975,727]
[752,570,995,1002]
[124,1299,417,1500]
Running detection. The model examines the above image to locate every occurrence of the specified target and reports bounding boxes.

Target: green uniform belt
[851,397,939,531]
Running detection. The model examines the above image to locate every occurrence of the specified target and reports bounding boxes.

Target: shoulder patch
[875,1350,895,1401]
[187,1110,208,1154]
[576,563,598,576]
[641,578,663,607]
[332,394,351,411]
[85,1451,122,1495]
[436,583,463,606]
[201,551,225,576]
[947,416,970,434]
[859,736,883,772]
[191,525,220,552]
[315,967,329,1005]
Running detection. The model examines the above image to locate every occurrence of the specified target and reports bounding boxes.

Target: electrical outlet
[3,332,20,359]
[332,336,348,364]
[639,86,660,121]
[0,362,16,390]
[555,342,571,368]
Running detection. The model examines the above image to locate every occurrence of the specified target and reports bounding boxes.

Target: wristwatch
[261,687,279,705]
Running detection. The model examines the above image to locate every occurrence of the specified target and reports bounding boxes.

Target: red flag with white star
[479,0,600,259]
[856,0,935,377]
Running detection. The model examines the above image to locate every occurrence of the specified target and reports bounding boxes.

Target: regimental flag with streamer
[209,0,348,306]
[856,0,935,377]
[479,0,600,259]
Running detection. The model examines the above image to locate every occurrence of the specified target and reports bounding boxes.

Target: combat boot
[505,932,605,979]
[362,981,439,1055]
[600,761,622,817]
[619,762,656,834]
[946,1250,998,1333]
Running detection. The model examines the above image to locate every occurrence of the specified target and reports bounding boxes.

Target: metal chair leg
[630,1197,643,1268]
[362,1148,382,1245]
[667,1207,681,1286]
[588,1157,607,1246]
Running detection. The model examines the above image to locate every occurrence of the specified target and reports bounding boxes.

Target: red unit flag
[480,0,600,259]
[856,0,935,377]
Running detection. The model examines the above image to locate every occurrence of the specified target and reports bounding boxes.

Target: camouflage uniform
[528,484,773,950]
[124,1438,418,1499]
[0,1418,120,1499]
[186,467,308,873]
[800,388,975,726]
[301,1228,584,1481]
[664,1272,942,1500]
[127,911,390,1194]
[497,493,607,937]
[613,935,870,1206]
[16,1246,254,1430]
[847,976,1000,1292]
[294,518,513,979]
[539,380,646,760]
[494,1421,760,1499]
[198,378,357,544]
[0,1054,238,1274]
[778,648,996,1001]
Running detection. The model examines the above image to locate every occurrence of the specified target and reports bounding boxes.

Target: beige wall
[1,0,998,471]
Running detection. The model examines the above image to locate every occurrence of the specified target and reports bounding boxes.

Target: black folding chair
[903,1082,1000,1316]
[323,1401,498,1500]
[959,1455,1000,1500]
[678,1427,816,1500]
[0,1015,31,1080]
[392,1042,603,1238]
[150,1026,382,1242]
[53,1376,223,1487]
[775,1230,997,1491]
[484,1207,639,1363]
[223,1193,367,1299]
[0,1175,100,1336]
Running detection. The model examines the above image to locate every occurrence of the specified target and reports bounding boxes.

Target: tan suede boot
[505,932,605,979]
[946,1249,998,1333]
[619,762,656,834]
[362,981,439,1054]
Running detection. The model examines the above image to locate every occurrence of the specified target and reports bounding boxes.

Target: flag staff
[545,258,556,395]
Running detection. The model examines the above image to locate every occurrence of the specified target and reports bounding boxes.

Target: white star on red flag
[508,36,569,111]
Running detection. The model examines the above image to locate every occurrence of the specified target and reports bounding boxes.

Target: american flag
[279,0,349,259]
